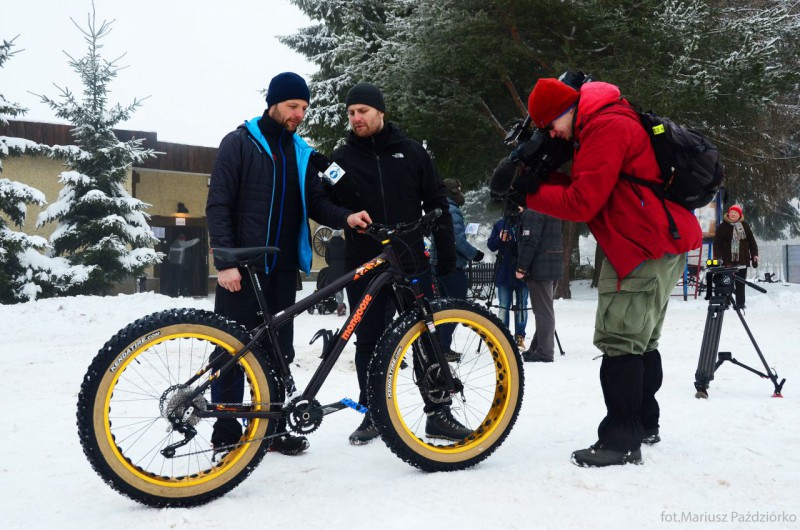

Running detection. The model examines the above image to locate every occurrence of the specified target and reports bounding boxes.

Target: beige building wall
[1,154,132,239]
[135,169,208,218]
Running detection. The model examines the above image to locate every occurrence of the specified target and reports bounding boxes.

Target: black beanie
[266,72,310,107]
[345,82,386,112]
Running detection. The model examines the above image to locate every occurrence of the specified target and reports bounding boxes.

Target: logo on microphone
[323,162,346,186]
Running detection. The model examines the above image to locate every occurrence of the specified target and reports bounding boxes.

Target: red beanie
[728,205,743,218]
[527,78,580,129]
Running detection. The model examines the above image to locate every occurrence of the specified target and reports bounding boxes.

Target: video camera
[489,70,593,203]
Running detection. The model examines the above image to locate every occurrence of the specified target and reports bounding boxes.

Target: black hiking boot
[522,349,553,363]
[425,408,472,441]
[349,415,380,446]
[211,418,243,458]
[444,349,462,363]
[270,433,310,455]
[571,442,643,467]
[641,428,661,445]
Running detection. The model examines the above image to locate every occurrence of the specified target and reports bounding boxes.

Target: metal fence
[757,244,800,284]
[464,245,799,297]
[465,261,496,300]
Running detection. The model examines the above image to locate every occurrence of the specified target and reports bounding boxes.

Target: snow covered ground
[2,280,799,529]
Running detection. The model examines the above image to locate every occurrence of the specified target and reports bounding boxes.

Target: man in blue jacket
[206,72,370,456]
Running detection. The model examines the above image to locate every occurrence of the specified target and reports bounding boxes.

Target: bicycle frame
[190,234,450,422]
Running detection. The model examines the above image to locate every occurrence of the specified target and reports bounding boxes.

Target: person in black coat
[515,208,563,363]
[206,72,371,456]
[712,204,759,308]
[329,82,465,446]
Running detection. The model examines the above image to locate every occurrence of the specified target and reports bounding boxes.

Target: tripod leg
[694,300,726,398]
[555,329,565,356]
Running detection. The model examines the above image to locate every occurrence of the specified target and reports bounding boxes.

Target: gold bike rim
[387,311,518,455]
[99,329,266,489]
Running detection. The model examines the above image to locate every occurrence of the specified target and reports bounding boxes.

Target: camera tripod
[693,263,785,399]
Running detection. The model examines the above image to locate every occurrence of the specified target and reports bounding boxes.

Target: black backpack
[620,108,725,239]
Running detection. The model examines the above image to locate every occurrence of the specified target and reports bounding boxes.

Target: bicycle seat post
[244,263,271,325]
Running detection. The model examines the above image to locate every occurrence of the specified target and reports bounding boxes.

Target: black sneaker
[642,428,661,445]
[269,433,309,455]
[522,350,553,363]
[211,418,243,456]
[425,408,472,441]
[349,416,380,446]
[571,442,643,467]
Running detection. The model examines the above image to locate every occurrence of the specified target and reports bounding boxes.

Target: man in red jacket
[525,77,702,467]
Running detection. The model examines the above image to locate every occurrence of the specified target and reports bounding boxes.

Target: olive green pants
[593,254,686,357]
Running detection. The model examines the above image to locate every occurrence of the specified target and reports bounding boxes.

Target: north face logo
[392,153,404,159]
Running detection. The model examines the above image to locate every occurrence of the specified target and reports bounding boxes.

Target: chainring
[285,396,323,435]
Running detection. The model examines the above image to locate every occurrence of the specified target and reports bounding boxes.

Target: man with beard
[206,72,371,455]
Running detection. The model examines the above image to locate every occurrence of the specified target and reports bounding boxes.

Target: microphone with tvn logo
[311,152,346,186]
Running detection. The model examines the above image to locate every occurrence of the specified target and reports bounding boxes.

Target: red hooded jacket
[526,82,702,279]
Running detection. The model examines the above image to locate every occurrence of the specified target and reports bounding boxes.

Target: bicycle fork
[409,282,462,396]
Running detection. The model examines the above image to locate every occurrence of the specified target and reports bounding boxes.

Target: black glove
[473,250,484,262]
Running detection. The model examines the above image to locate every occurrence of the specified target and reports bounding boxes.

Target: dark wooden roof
[1,119,217,174]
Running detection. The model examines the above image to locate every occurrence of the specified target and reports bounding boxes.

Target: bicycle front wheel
[367,298,523,471]
[76,309,279,507]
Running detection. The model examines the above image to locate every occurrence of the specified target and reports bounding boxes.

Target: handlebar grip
[422,208,442,223]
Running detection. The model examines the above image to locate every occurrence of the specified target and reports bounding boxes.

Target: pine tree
[1,36,91,303]
[280,0,401,153]
[284,0,800,237]
[35,9,160,295]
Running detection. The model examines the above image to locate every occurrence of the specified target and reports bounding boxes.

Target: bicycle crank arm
[318,398,368,416]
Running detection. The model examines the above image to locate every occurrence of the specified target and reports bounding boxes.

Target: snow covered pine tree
[34,10,160,295]
[1,36,90,302]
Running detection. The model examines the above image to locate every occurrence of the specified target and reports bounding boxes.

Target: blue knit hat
[266,72,310,107]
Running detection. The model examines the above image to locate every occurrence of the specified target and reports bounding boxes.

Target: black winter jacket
[330,122,456,274]
[206,114,351,274]
[516,208,564,281]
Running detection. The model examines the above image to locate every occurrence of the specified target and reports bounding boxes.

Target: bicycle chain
[169,430,290,459]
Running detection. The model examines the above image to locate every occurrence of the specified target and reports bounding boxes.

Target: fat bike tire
[366,298,523,472]
[76,309,279,507]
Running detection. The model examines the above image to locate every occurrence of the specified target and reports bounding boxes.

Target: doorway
[151,217,208,297]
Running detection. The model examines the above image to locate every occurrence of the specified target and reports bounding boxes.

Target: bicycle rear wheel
[367,298,523,471]
[77,309,279,507]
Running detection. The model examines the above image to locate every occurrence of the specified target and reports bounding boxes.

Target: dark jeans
[210,269,297,404]
[346,269,437,410]
[435,268,469,349]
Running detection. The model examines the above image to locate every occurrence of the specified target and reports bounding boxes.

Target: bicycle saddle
[212,247,281,266]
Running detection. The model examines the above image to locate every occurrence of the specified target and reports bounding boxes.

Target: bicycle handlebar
[365,208,442,241]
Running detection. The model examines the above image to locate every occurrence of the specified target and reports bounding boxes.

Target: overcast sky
[1,0,317,147]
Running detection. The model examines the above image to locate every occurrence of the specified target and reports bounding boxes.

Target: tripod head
[704,259,767,303]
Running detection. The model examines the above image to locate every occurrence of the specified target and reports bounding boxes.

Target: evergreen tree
[1,37,91,303]
[35,9,160,295]
[281,0,403,154]
[284,0,800,237]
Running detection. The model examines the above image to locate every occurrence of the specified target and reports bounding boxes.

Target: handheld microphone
[311,152,347,186]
